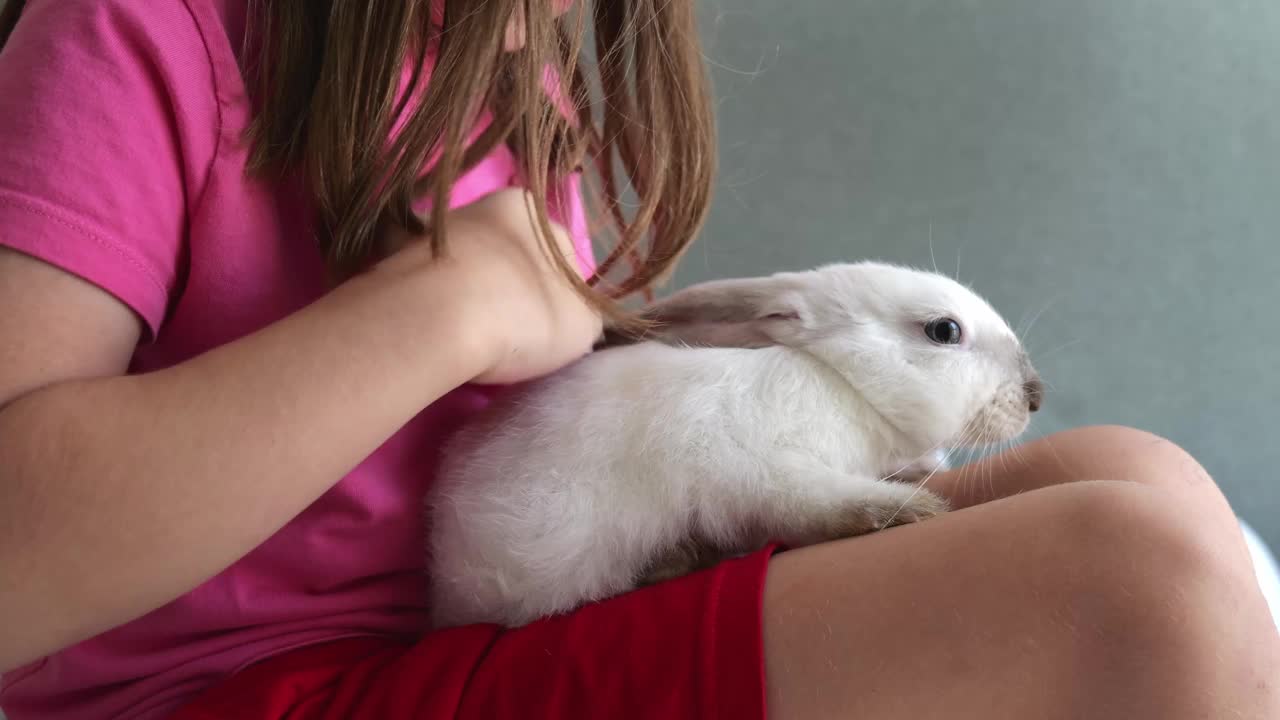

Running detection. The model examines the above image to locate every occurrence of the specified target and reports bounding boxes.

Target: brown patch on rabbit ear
[595,275,810,350]
[657,320,778,349]
[594,319,774,350]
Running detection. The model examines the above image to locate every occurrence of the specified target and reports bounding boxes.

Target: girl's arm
[0,190,601,673]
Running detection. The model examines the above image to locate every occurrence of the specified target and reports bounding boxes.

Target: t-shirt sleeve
[0,0,221,337]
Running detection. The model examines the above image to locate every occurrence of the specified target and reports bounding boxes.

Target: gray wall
[688,0,1280,546]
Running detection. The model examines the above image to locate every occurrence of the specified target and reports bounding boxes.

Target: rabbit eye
[924,318,963,345]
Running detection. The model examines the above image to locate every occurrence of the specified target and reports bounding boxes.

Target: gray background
[687,0,1280,547]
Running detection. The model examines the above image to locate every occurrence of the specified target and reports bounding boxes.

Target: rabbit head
[608,262,1043,454]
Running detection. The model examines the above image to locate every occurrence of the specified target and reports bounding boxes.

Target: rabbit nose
[1023,376,1044,413]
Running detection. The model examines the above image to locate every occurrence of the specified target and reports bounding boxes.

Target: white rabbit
[426,262,1042,629]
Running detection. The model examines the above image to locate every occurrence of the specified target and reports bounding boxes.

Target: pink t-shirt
[0,2,592,719]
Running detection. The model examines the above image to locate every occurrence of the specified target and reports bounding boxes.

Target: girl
[0,1,1276,718]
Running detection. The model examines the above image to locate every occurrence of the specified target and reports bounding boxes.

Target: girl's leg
[945,424,1260,590]
[764,426,1279,719]
[935,424,1231,511]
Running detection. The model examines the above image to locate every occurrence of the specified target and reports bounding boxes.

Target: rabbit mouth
[953,391,1034,448]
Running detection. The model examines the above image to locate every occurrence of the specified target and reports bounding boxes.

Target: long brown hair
[3,1,715,321]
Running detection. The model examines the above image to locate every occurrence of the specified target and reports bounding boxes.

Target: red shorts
[171,546,776,720]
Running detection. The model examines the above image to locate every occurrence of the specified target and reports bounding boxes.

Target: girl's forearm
[0,249,490,672]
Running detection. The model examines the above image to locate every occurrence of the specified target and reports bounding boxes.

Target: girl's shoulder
[0,0,249,338]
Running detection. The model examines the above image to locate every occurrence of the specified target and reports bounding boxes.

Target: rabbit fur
[426,261,1042,629]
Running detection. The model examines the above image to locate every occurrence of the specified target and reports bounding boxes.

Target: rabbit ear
[598,275,812,349]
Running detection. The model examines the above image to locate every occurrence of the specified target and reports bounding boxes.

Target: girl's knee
[1025,425,1227,508]
[1043,480,1250,602]
[940,425,1230,516]
[1037,481,1279,715]
[1063,425,1212,484]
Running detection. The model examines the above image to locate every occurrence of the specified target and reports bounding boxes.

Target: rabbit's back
[426,342,868,627]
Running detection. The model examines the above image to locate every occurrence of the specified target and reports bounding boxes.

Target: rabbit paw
[823,486,950,539]
[878,487,950,527]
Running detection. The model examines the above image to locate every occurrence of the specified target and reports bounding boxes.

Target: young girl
[0,1,1276,718]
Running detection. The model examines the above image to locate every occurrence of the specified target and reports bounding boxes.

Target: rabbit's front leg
[753,458,950,548]
[637,459,950,587]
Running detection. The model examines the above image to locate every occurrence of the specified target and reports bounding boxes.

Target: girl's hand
[381,188,603,385]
